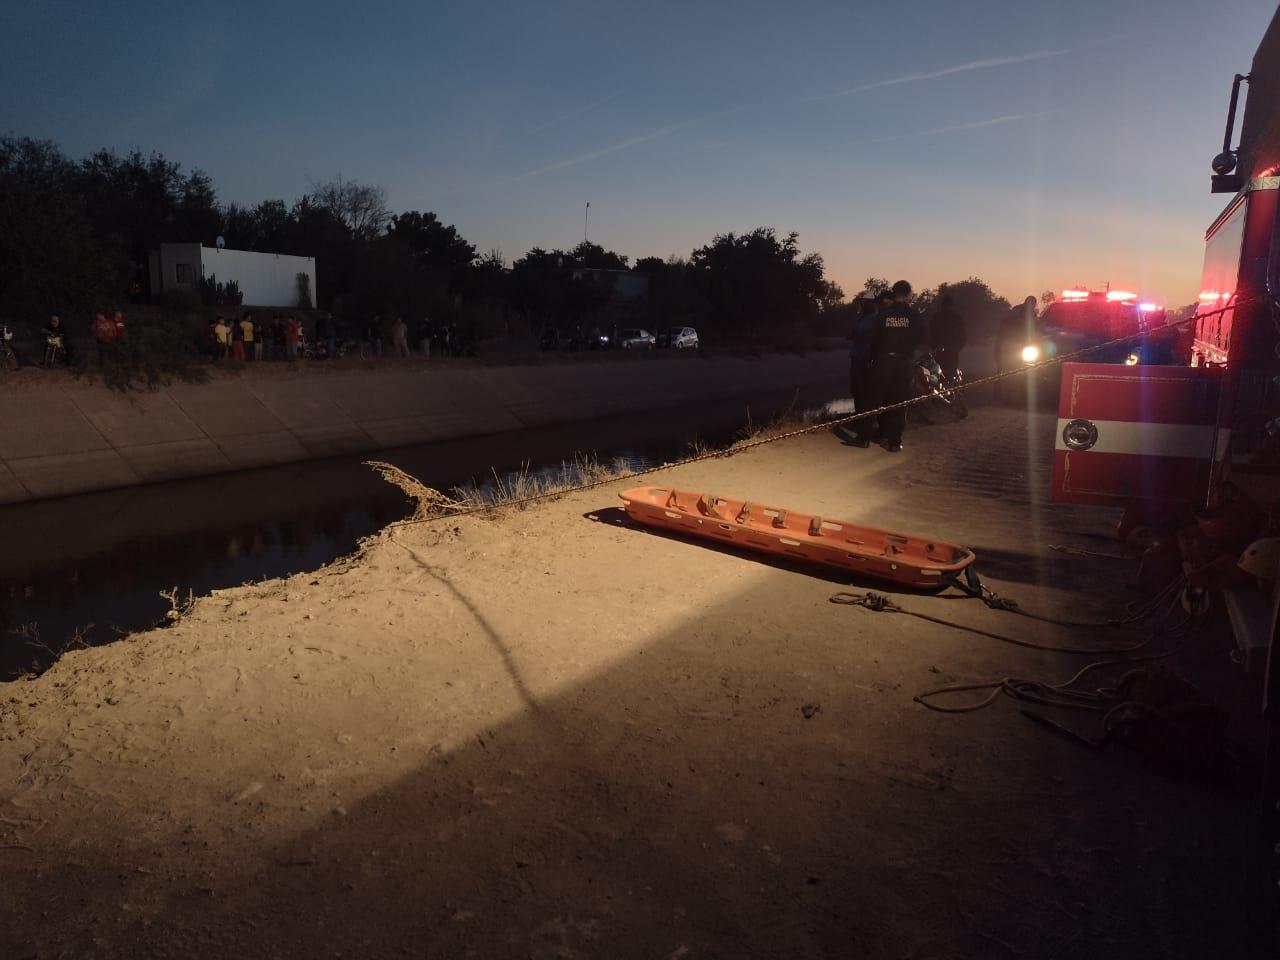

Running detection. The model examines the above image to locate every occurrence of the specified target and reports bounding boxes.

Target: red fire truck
[1052,20,1280,526]
[1049,10,1280,769]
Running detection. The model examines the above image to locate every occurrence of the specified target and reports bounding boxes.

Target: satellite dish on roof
[215,235,226,249]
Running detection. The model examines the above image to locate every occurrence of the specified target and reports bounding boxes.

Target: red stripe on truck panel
[1051,450,1212,506]
[1058,363,1221,425]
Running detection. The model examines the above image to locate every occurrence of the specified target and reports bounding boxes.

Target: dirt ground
[0,398,1273,959]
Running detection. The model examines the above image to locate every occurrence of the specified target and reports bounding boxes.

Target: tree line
[1,133,1023,343]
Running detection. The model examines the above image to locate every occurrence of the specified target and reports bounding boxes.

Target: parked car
[617,328,655,350]
[659,326,699,350]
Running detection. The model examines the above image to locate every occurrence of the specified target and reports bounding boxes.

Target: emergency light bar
[1060,289,1089,300]
[1106,290,1138,302]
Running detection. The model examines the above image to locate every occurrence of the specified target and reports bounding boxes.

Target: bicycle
[43,334,66,368]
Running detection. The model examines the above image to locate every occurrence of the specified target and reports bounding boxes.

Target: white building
[149,243,317,308]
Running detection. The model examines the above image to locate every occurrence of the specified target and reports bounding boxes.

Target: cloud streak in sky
[804,39,1121,102]
[455,35,1112,194]
[523,92,623,137]
[844,110,1058,145]
[497,101,765,185]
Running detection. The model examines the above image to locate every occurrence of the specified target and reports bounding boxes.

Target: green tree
[386,210,477,272]
[923,278,1013,341]
[818,279,845,312]
[688,228,828,339]
[76,148,225,280]
[569,241,628,270]
[634,256,705,332]
[0,136,121,321]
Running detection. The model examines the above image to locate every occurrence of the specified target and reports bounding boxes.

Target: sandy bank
[0,403,1269,958]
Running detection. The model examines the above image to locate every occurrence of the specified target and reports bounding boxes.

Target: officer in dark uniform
[864,279,924,452]
[851,290,894,447]
[848,291,878,414]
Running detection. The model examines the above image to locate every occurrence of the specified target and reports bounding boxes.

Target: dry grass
[8,621,92,678]
[367,453,637,522]
[366,406,823,524]
[448,453,634,517]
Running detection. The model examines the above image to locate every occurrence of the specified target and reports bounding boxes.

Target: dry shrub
[364,460,465,520]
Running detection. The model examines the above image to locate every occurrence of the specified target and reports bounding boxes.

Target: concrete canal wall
[0,351,845,505]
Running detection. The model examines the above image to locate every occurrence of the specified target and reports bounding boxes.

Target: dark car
[616,328,655,350]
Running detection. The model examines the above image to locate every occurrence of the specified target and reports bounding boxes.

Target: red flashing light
[1138,302,1159,312]
[1106,290,1137,302]
[1060,289,1089,301]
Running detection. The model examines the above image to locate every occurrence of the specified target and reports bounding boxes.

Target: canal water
[0,384,846,680]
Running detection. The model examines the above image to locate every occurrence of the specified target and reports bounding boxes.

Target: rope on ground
[1048,543,1133,562]
[947,567,1188,630]
[382,299,1249,528]
[829,574,1195,716]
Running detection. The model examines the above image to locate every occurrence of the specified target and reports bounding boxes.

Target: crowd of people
[846,281,967,453]
[202,313,469,363]
[0,308,480,372]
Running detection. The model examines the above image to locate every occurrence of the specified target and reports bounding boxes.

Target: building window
[175,263,193,284]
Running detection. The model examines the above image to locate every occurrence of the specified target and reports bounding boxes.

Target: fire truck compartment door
[1051,362,1224,507]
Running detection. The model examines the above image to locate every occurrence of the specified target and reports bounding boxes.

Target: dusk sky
[2,0,1276,305]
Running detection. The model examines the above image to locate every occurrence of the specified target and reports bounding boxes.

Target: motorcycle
[913,350,968,420]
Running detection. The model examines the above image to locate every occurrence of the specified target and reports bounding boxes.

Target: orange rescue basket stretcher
[619,486,976,589]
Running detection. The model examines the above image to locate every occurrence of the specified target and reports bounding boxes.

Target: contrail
[498,100,766,185]
[845,110,1057,145]
[805,39,1121,101]
[523,92,623,137]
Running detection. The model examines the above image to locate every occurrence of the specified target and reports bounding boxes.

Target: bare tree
[310,174,389,241]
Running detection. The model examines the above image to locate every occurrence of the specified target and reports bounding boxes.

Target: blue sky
[2,0,1276,303]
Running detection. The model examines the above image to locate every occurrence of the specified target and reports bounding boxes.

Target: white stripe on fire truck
[1054,420,1230,460]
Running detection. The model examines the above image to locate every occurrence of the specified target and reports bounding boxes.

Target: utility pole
[584,202,590,245]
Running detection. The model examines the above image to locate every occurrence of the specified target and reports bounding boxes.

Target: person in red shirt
[285,315,301,360]
[91,312,116,363]
[230,314,246,362]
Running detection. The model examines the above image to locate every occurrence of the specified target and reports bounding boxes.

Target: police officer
[852,290,895,446]
[848,291,878,414]
[864,280,924,453]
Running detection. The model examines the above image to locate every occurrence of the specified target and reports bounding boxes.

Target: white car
[617,328,655,350]
[665,326,699,349]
